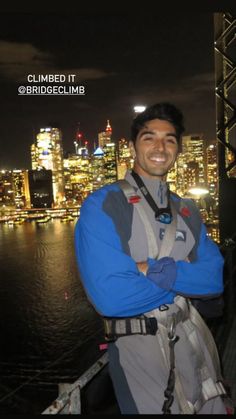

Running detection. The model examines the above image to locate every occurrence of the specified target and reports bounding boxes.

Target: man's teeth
[150,157,166,162]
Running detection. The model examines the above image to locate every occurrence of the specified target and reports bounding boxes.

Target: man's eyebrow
[139,130,155,136]
[166,132,178,138]
[139,130,178,138]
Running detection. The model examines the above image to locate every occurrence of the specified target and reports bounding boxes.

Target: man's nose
[153,138,165,151]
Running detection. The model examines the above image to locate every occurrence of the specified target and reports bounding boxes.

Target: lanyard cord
[131,170,172,224]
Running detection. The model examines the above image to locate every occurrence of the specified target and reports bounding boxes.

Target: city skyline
[0,12,223,170]
[0,130,220,244]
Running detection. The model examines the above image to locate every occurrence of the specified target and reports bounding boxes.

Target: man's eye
[142,136,153,141]
[166,138,177,144]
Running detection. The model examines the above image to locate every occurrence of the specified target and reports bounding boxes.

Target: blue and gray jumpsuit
[74,170,227,414]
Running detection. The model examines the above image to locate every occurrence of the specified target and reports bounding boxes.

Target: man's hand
[137,261,148,275]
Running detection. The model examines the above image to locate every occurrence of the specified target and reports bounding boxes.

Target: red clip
[180,206,191,217]
[226,406,234,415]
[128,195,141,204]
[99,343,108,351]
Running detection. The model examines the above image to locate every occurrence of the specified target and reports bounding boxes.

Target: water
[0,218,104,414]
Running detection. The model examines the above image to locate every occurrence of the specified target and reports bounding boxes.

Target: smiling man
[74,103,228,414]
[130,118,179,179]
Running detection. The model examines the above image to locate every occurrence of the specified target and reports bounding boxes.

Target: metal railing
[41,352,108,414]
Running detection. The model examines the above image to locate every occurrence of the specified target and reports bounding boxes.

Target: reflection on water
[0,219,103,413]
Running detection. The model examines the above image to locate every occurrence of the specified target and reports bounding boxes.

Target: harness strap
[118,179,159,258]
[186,299,224,382]
[149,298,197,414]
[175,298,226,411]
[158,201,177,259]
[156,298,226,414]
[118,179,177,259]
[117,179,226,413]
[103,315,158,341]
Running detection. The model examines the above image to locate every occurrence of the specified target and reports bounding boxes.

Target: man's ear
[129,141,136,159]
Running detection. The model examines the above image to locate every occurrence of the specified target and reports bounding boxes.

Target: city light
[134,106,146,113]
[0,120,220,237]
[189,186,209,196]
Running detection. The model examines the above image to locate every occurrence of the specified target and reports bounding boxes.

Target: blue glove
[147,257,177,291]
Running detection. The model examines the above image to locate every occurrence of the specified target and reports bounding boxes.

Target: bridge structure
[214,12,236,243]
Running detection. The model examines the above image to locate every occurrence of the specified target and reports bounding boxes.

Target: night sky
[0,12,219,169]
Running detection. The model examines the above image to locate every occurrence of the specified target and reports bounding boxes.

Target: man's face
[130,118,179,180]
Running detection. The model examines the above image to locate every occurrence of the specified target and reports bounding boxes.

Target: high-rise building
[31,127,65,206]
[103,142,117,184]
[0,170,15,208]
[90,147,105,191]
[0,169,30,209]
[177,134,206,196]
[63,152,91,204]
[98,120,112,148]
[28,169,53,208]
[97,120,117,184]
[12,169,30,208]
[117,138,133,179]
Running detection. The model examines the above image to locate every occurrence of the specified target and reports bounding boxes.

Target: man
[74,103,227,414]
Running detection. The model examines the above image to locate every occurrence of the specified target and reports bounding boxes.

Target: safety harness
[103,179,227,414]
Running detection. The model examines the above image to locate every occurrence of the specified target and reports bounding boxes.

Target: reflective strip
[190,380,226,413]
[103,316,158,339]
[202,377,224,400]
[130,318,142,334]
[216,381,227,394]
[115,319,127,334]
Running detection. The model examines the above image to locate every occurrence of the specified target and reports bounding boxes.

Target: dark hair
[131,102,185,143]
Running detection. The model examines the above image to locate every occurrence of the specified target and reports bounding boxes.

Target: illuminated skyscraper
[182,134,206,183]
[97,120,117,184]
[177,134,206,196]
[63,152,91,204]
[90,147,105,191]
[0,169,30,209]
[117,138,133,179]
[98,120,112,148]
[0,170,15,208]
[12,169,30,208]
[103,142,117,184]
[31,127,65,206]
